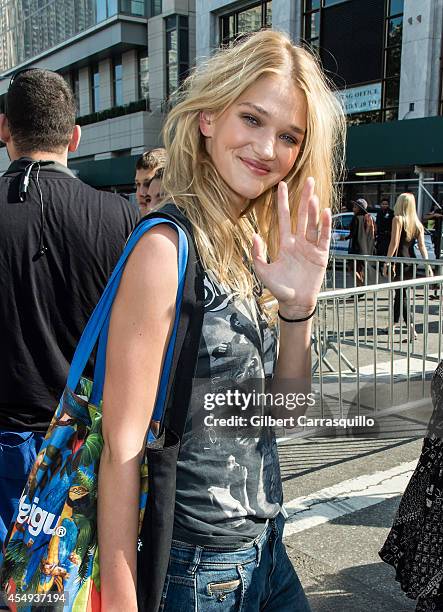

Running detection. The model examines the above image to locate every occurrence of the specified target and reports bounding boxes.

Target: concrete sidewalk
[281,436,424,611]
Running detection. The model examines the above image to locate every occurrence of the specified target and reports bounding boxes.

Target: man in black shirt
[0,69,139,548]
[424,201,443,259]
[375,197,394,256]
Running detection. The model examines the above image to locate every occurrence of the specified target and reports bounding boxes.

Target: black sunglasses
[1,67,43,114]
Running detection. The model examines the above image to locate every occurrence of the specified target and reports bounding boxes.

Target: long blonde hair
[162,30,346,303]
[394,193,423,242]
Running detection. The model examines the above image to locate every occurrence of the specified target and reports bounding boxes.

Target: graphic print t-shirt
[173,270,283,548]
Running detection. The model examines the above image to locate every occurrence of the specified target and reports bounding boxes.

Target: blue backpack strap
[67,218,188,411]
[147,208,206,440]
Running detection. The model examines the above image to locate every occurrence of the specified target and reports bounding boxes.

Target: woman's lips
[240,158,270,176]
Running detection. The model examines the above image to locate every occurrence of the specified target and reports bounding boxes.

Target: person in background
[423,200,443,301]
[375,197,394,256]
[135,147,166,215]
[423,200,443,260]
[341,198,375,286]
[145,166,166,211]
[0,68,139,552]
[383,193,431,340]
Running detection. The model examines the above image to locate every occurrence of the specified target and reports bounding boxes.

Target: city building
[0,0,195,192]
[0,0,442,216]
[197,0,443,216]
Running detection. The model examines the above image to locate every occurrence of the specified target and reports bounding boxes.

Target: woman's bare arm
[98,224,179,612]
[417,227,429,259]
[383,217,402,277]
[386,217,401,257]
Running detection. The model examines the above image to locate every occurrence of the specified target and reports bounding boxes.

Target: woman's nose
[254,134,276,161]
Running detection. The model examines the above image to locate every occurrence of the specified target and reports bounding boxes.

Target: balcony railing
[76,98,149,126]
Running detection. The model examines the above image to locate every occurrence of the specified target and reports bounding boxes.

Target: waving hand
[252,177,331,318]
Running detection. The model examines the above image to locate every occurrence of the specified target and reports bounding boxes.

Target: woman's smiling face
[199,73,307,213]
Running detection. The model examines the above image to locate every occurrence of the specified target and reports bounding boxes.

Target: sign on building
[338,83,382,115]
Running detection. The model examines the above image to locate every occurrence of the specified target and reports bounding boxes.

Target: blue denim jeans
[0,431,45,551]
[159,513,311,611]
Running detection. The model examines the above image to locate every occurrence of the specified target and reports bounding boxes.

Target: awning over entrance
[347,116,443,171]
[69,155,139,189]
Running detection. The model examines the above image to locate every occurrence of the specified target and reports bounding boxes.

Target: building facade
[197,0,443,214]
[0,0,442,209]
[0,0,196,191]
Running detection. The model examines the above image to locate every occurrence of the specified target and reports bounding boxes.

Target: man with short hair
[424,199,443,300]
[135,147,166,215]
[424,200,443,259]
[0,68,139,548]
[376,197,394,256]
[146,166,166,210]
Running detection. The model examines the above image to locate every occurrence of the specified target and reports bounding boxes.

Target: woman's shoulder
[129,224,179,278]
[155,202,191,228]
[392,215,404,232]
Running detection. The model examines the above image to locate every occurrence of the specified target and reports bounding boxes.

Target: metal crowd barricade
[324,253,443,292]
[311,274,443,428]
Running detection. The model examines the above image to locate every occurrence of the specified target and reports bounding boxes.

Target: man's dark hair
[136,148,167,171]
[6,69,76,154]
[381,197,390,204]
[152,166,164,181]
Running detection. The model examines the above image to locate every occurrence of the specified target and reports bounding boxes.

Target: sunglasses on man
[1,67,45,115]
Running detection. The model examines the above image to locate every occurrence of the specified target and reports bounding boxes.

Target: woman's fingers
[296,177,315,238]
[252,233,267,267]
[277,182,292,243]
[317,208,332,252]
[274,175,330,255]
[306,193,321,244]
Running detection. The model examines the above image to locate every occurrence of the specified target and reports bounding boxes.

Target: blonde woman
[383,193,430,340]
[98,30,345,611]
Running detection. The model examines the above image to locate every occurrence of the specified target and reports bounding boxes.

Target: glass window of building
[0,1,146,72]
[61,72,80,116]
[113,56,124,106]
[165,15,189,99]
[72,69,80,113]
[149,0,162,16]
[220,1,272,46]
[440,63,443,116]
[138,50,149,102]
[96,0,108,21]
[303,0,404,124]
[383,0,403,121]
[96,0,118,21]
[120,0,146,16]
[91,64,101,112]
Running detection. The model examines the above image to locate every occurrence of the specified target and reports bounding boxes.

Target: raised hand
[252,177,331,319]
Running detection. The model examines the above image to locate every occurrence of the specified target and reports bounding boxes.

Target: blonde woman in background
[98,30,345,612]
[383,193,431,340]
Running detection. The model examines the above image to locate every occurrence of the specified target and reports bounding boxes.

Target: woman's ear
[199,111,214,137]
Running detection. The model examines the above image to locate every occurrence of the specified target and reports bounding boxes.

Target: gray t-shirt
[173,270,282,548]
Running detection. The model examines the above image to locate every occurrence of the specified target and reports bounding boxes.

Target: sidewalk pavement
[281,436,424,611]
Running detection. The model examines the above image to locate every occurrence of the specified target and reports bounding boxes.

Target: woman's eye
[281,134,298,146]
[242,114,259,126]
